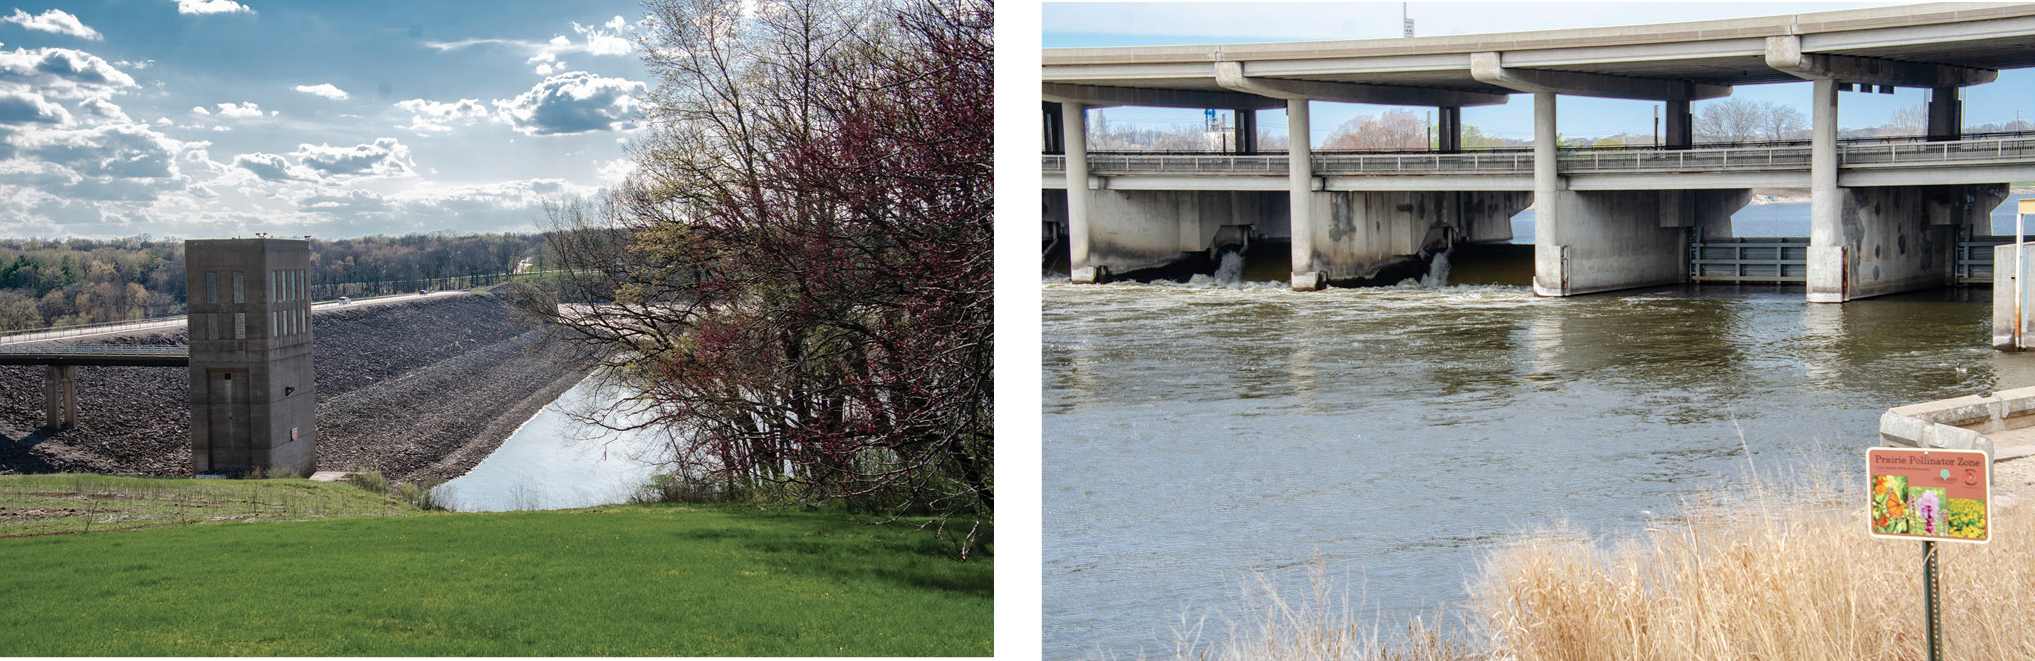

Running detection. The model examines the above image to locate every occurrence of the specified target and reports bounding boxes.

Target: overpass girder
[1469,52,1731,101]
[1765,35,1997,87]
[1212,62,1508,107]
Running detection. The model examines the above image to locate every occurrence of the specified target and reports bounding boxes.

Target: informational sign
[1869,447,1989,543]
[2020,198,2035,214]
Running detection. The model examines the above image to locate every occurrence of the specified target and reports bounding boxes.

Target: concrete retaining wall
[1874,386,2035,459]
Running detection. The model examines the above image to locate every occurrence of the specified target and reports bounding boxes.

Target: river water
[432,376,667,512]
[1042,195,2035,658]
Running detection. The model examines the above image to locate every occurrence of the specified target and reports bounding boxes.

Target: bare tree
[1321,109,1427,150]
[1694,97,1765,144]
[1764,104,1807,141]
[528,0,991,554]
[1891,103,1929,135]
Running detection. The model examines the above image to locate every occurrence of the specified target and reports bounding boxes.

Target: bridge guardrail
[1045,136,2035,176]
[0,344,186,357]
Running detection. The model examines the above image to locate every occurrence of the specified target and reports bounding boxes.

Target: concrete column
[1807,77,1845,303]
[1289,98,1321,291]
[1665,99,1692,149]
[1235,108,1258,154]
[59,365,75,428]
[1063,103,1098,283]
[1042,102,1064,155]
[1531,92,1564,296]
[1438,106,1462,153]
[43,365,62,429]
[1928,87,1960,142]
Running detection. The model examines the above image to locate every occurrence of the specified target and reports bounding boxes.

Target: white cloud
[190,105,209,116]
[573,17,633,56]
[76,97,129,123]
[394,98,490,134]
[213,102,264,119]
[7,122,192,201]
[229,138,415,183]
[231,152,314,181]
[0,90,71,125]
[426,15,636,69]
[0,47,137,99]
[596,157,633,183]
[294,137,414,178]
[177,0,254,15]
[493,71,645,136]
[296,189,388,214]
[293,83,349,100]
[2,9,103,40]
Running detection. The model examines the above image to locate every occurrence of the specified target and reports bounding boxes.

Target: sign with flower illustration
[1869,447,1989,543]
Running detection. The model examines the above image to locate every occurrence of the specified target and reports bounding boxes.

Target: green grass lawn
[0,497,991,656]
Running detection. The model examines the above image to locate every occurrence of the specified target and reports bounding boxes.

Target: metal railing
[1840,136,2035,167]
[1689,237,1810,283]
[1562,144,1813,173]
[1956,235,2013,284]
[1043,136,2035,176]
[0,344,186,358]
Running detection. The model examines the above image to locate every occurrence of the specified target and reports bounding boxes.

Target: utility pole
[1654,104,1660,147]
[1403,3,1413,37]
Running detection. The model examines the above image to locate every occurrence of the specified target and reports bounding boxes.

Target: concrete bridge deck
[1046,134,2035,191]
[1043,4,2035,300]
[0,344,188,367]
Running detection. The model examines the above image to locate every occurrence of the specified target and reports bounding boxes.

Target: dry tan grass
[1474,472,2035,661]
[1160,468,2035,661]
[1163,561,1483,661]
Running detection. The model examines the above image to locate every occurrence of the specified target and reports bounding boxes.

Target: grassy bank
[0,474,416,536]
[0,483,989,656]
[1168,473,2035,661]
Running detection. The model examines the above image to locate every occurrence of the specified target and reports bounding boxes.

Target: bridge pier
[42,365,74,430]
[1809,184,2008,301]
[1536,189,1748,296]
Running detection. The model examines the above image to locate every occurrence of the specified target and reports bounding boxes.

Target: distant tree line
[0,233,550,331]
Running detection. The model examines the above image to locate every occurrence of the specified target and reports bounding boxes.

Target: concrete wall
[1084,190,1280,275]
[1840,187,1952,300]
[1536,190,1703,296]
[1995,241,2035,351]
[186,238,316,475]
[1304,190,1529,282]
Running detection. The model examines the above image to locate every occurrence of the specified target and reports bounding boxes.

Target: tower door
[206,370,252,471]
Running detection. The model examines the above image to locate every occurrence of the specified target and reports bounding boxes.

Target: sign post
[2017,199,2033,348]
[1869,447,1990,661]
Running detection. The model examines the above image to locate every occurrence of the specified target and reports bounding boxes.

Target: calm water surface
[434,376,665,512]
[1043,275,2035,659]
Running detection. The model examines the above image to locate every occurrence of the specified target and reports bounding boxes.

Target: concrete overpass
[1043,3,2035,299]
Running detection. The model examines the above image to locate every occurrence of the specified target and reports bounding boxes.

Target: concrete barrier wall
[1084,190,1281,276]
[1994,240,2035,350]
[1306,191,1530,282]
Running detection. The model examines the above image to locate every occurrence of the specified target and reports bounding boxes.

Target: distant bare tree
[1694,97,1765,144]
[1321,108,1427,150]
[1764,104,1807,141]
[1891,103,1929,135]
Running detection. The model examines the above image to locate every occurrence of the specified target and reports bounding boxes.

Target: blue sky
[1043,2,2035,146]
[1,0,650,239]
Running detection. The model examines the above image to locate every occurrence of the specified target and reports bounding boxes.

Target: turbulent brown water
[1042,274,2035,659]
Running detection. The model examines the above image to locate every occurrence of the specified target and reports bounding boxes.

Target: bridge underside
[1048,180,2014,299]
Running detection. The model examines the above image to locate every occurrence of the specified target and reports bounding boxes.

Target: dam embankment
[0,294,588,480]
